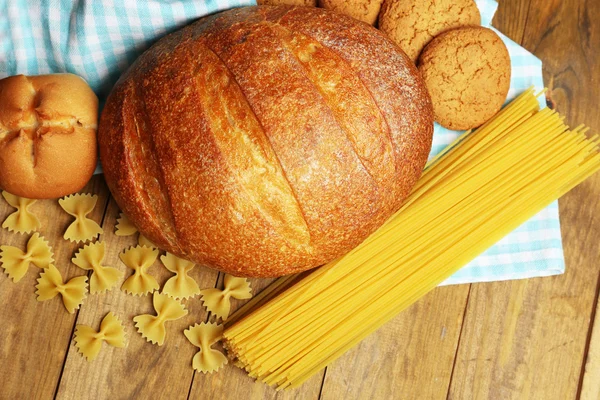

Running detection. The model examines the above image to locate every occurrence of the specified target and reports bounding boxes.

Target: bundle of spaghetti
[222,88,600,390]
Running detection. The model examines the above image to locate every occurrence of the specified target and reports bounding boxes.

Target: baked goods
[223,90,600,389]
[99,6,434,277]
[258,0,316,6]
[379,0,480,62]
[0,74,98,199]
[417,26,511,130]
[318,0,383,25]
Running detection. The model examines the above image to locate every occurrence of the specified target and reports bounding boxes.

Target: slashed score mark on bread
[0,74,98,199]
[98,5,434,277]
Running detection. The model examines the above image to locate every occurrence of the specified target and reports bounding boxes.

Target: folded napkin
[0,0,564,285]
[439,0,563,285]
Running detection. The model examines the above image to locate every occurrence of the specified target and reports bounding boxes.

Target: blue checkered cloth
[439,1,563,285]
[0,0,564,284]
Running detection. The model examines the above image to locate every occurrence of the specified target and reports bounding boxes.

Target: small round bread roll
[0,74,98,199]
[417,26,511,130]
[379,0,480,61]
[318,0,384,25]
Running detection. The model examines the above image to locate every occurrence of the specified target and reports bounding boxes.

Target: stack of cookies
[378,0,511,130]
[257,0,512,131]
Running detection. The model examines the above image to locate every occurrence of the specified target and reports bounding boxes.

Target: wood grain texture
[448,276,598,399]
[493,0,531,45]
[0,176,109,399]
[188,276,325,400]
[320,285,471,400]
[448,0,600,399]
[55,197,219,400]
[1,1,599,399]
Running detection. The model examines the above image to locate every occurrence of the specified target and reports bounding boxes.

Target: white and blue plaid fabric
[0,0,564,285]
[440,1,563,285]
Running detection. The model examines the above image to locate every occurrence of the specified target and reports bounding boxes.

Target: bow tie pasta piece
[2,191,41,233]
[115,212,137,236]
[161,253,200,300]
[133,292,188,346]
[120,246,159,296]
[138,234,157,249]
[0,232,54,282]
[35,264,88,313]
[114,211,159,249]
[59,194,103,242]
[74,312,126,361]
[184,322,227,374]
[72,242,123,293]
[200,274,252,320]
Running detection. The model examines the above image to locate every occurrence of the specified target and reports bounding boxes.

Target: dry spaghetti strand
[223,89,600,389]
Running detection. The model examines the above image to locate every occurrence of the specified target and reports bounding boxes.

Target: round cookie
[258,0,317,6]
[318,0,384,25]
[417,26,511,130]
[379,0,480,62]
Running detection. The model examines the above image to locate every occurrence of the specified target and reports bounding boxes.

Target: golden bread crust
[99,6,433,277]
[0,74,98,199]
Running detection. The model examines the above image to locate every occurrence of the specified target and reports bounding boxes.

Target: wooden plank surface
[320,285,471,400]
[0,176,110,399]
[54,198,220,400]
[448,0,600,399]
[581,295,600,400]
[1,0,599,399]
[187,277,326,400]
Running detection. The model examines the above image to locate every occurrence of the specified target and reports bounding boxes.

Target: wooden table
[1,0,599,399]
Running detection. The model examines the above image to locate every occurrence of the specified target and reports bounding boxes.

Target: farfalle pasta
[133,292,188,346]
[72,242,123,293]
[184,322,227,373]
[0,232,54,282]
[74,312,126,361]
[35,264,88,313]
[114,212,137,236]
[2,191,40,233]
[59,194,103,242]
[114,211,159,249]
[120,246,159,296]
[138,234,157,249]
[161,253,200,300]
[200,274,252,320]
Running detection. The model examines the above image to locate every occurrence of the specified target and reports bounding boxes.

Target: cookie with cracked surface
[417,26,511,130]
[379,0,480,62]
[318,0,384,25]
[258,0,316,5]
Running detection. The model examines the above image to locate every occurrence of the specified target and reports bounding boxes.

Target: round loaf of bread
[99,6,433,277]
[0,74,98,199]
[318,0,384,25]
[417,26,511,130]
[379,0,480,62]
